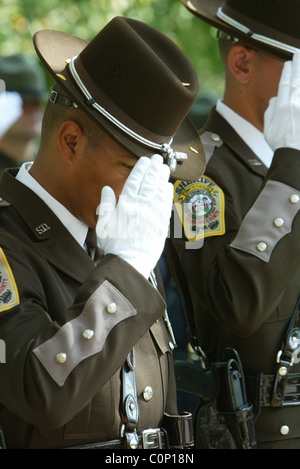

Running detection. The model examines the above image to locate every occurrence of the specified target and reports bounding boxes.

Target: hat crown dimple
[107,62,122,80]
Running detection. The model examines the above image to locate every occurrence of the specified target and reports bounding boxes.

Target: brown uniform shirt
[0,169,177,448]
[166,108,300,448]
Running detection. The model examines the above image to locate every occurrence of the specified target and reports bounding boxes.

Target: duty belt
[249,296,300,409]
[255,372,300,407]
[66,427,167,449]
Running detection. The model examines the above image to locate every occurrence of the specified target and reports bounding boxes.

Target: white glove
[0,91,23,138]
[264,49,300,151]
[96,154,173,279]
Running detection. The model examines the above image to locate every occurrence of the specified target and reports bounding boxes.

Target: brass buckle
[142,428,162,449]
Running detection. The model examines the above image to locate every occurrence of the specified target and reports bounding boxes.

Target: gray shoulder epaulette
[200,131,223,165]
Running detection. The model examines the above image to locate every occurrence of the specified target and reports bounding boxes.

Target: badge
[0,248,19,312]
[173,175,225,241]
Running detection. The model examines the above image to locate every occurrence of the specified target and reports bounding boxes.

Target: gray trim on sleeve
[33,280,137,386]
[230,180,300,262]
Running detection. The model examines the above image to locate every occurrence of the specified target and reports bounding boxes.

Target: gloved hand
[0,92,23,138]
[264,49,300,151]
[96,154,173,279]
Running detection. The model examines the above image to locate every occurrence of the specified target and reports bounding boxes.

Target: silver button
[280,425,290,436]
[290,335,299,350]
[106,302,117,314]
[56,352,67,364]
[279,366,288,376]
[143,386,154,402]
[130,438,138,449]
[82,329,94,340]
[290,194,300,204]
[211,133,220,142]
[129,402,135,410]
[169,341,175,350]
[256,242,267,252]
[274,217,284,227]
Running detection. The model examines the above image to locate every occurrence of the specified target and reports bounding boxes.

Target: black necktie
[85,228,98,260]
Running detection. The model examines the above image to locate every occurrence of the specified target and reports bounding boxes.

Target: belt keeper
[271,328,300,406]
[162,412,194,448]
[271,356,290,406]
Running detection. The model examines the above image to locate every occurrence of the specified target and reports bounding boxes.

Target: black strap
[271,295,300,406]
[164,241,206,360]
[49,87,78,109]
[121,349,139,449]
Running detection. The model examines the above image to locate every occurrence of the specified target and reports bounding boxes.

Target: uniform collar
[16,162,88,249]
[216,100,273,168]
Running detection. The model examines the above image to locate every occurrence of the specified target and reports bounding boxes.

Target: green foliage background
[0,0,224,94]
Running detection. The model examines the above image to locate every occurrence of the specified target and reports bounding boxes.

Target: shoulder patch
[173,175,225,241]
[0,248,19,312]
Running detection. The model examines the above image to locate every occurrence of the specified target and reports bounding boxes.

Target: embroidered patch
[0,248,19,312]
[173,175,225,241]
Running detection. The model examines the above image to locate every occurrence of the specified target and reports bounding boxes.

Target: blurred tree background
[0,0,224,96]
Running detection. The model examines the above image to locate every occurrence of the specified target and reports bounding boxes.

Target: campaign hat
[33,16,206,180]
[181,0,300,60]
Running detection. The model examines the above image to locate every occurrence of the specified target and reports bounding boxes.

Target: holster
[218,406,256,449]
[216,348,257,449]
[175,348,257,449]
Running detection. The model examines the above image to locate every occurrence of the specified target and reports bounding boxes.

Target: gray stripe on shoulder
[230,180,300,262]
[200,131,223,164]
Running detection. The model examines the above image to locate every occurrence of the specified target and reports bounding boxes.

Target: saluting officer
[166,0,300,448]
[0,16,205,449]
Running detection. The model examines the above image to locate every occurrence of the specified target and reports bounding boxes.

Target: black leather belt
[252,296,300,408]
[65,427,167,449]
[254,372,300,407]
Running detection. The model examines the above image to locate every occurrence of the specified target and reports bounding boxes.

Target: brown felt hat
[33,16,206,181]
[182,0,300,60]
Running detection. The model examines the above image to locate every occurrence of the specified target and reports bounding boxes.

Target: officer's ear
[228,44,255,84]
[58,120,84,165]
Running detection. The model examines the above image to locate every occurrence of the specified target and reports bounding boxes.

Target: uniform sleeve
[0,246,165,429]
[168,147,300,337]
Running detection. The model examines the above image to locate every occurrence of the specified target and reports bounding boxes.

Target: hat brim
[182,0,295,60]
[33,29,205,181]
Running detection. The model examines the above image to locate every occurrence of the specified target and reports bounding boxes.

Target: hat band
[217,7,298,55]
[68,57,188,172]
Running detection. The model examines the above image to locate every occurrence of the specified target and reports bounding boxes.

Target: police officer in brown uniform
[0,17,205,449]
[166,0,300,448]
